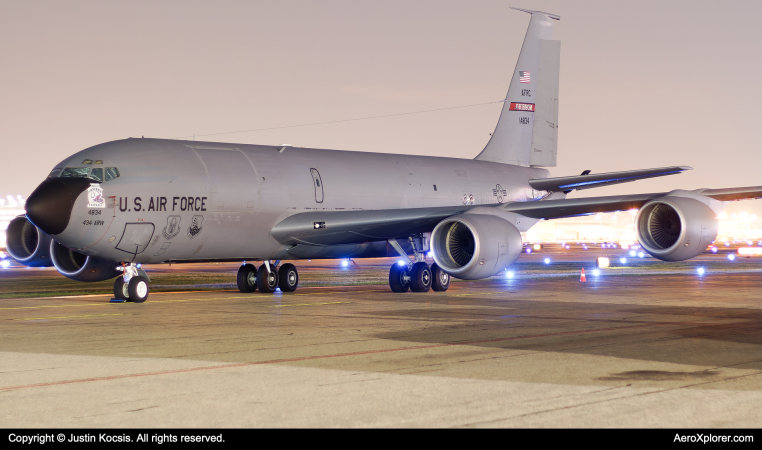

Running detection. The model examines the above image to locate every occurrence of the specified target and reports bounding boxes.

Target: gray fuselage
[48,138,548,264]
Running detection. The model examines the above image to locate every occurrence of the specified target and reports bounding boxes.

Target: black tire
[409,262,432,293]
[113,277,128,300]
[237,264,258,293]
[278,263,299,292]
[257,264,279,293]
[431,263,450,292]
[128,276,149,303]
[389,263,410,293]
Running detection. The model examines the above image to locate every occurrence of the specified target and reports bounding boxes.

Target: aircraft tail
[475,8,560,167]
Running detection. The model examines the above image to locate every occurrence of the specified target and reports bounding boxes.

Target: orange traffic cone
[580,268,587,283]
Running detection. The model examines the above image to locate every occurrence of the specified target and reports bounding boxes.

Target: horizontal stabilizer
[700,186,762,201]
[529,166,692,193]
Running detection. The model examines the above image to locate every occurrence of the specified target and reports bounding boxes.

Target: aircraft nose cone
[25,177,92,235]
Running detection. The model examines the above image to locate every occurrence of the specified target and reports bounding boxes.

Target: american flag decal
[519,71,531,83]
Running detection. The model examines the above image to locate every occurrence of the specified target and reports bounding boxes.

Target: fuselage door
[115,222,155,259]
[310,168,324,203]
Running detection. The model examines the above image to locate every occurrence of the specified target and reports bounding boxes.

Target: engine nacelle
[431,214,522,280]
[5,217,54,267]
[635,196,719,262]
[50,240,121,282]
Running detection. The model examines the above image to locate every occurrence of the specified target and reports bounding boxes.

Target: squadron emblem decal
[87,184,105,208]
[187,215,204,239]
[493,184,507,203]
[162,216,181,240]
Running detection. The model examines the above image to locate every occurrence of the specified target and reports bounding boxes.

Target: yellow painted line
[11,313,127,321]
[0,304,103,311]
[264,301,351,308]
[451,291,505,297]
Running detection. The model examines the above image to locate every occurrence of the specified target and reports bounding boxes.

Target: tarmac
[1,248,762,427]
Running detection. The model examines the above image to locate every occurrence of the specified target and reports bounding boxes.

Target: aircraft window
[48,168,63,178]
[82,159,93,165]
[94,160,103,164]
[105,167,120,181]
[60,167,90,178]
[89,168,104,182]
[315,179,321,187]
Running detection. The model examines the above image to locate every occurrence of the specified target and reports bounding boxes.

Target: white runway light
[620,258,627,264]
[544,258,550,264]
[728,254,736,261]
[697,267,706,275]
[592,269,600,276]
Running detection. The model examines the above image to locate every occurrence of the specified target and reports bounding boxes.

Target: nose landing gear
[114,263,150,303]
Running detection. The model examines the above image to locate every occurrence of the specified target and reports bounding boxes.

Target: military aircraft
[7,8,761,302]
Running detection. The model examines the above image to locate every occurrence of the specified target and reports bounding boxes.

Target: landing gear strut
[387,234,447,293]
[114,263,150,303]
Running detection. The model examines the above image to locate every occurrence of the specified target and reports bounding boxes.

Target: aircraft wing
[271,185,762,246]
[699,186,762,201]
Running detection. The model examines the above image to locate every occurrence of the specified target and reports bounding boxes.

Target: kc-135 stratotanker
[8,8,762,302]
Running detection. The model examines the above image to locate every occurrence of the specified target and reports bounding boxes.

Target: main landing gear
[388,234,450,293]
[237,261,299,294]
[114,263,150,303]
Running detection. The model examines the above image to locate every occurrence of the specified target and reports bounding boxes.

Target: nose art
[25,178,92,235]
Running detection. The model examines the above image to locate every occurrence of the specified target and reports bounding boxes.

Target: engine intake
[50,240,121,282]
[431,214,522,280]
[635,196,718,261]
[5,217,53,267]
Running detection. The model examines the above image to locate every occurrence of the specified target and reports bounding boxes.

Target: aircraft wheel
[113,277,129,300]
[278,263,299,292]
[237,264,258,293]
[389,263,410,293]
[431,263,450,292]
[128,276,150,303]
[409,262,432,293]
[257,264,279,293]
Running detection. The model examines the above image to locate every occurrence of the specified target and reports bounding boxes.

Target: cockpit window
[53,166,119,182]
[105,167,120,181]
[60,167,90,178]
[89,168,104,182]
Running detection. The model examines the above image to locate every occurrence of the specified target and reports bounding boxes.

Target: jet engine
[5,217,53,267]
[431,214,522,280]
[50,240,121,282]
[635,196,718,262]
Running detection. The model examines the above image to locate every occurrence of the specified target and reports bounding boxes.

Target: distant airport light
[592,269,601,276]
[427,251,434,258]
[0,260,9,269]
[638,252,645,258]
[505,271,514,279]
[596,257,610,268]
[728,254,736,261]
[544,258,550,264]
[697,267,705,276]
[565,245,570,249]
[620,258,627,264]
[533,244,541,250]
[738,247,762,256]
[526,248,532,254]
[711,247,719,253]
[341,260,348,267]
[725,242,731,247]
[397,260,407,266]
[629,250,636,257]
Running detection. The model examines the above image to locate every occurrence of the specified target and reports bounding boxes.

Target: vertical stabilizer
[475,8,560,167]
